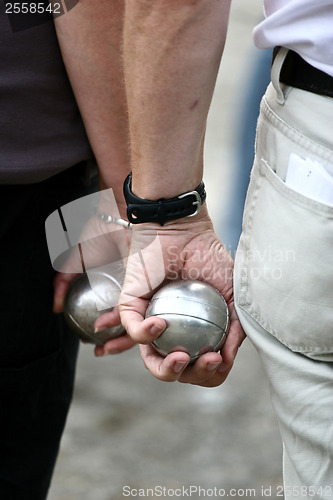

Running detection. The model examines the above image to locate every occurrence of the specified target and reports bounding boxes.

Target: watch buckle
[178,190,202,217]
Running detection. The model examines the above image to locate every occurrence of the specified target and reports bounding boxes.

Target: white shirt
[253,0,333,77]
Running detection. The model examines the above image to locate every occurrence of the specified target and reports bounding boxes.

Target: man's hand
[52,193,135,357]
[119,0,238,386]
[119,205,245,387]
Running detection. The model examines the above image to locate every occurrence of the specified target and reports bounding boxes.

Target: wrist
[123,172,206,226]
[97,184,128,222]
[129,203,213,236]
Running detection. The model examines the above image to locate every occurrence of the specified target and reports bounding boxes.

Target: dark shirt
[0,0,92,183]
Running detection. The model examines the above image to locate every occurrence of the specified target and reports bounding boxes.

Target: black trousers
[0,164,97,499]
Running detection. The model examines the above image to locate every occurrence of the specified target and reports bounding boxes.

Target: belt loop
[271,47,289,105]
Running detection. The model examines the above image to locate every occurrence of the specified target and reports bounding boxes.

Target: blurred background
[49,1,283,498]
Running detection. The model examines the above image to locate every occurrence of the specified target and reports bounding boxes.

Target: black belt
[273,47,333,98]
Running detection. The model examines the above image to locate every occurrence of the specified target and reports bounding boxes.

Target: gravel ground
[48,1,284,499]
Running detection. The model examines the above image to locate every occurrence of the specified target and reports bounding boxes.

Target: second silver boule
[64,270,125,345]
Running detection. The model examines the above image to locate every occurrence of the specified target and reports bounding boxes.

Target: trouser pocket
[235,156,333,361]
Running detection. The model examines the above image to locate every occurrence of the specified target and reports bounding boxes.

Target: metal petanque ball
[64,270,125,345]
[146,280,229,362]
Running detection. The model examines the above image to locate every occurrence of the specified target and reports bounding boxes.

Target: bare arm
[53,2,136,354]
[54,0,130,213]
[123,0,232,198]
[120,0,245,386]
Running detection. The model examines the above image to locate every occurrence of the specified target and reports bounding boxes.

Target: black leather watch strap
[123,172,206,226]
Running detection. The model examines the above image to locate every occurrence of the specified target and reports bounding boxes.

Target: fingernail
[173,361,187,373]
[218,363,230,374]
[104,349,121,355]
[95,350,105,357]
[150,324,164,336]
[94,325,106,334]
[207,362,221,372]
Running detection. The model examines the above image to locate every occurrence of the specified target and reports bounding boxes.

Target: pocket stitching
[262,94,333,167]
[239,301,333,355]
[237,158,333,357]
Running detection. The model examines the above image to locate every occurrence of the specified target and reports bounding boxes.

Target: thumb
[119,299,166,345]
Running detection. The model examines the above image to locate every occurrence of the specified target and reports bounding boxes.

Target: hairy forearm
[54,0,130,213]
[123,0,232,199]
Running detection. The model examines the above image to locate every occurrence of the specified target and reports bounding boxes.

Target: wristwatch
[123,172,206,226]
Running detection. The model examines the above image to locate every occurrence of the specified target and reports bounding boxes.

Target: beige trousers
[234,49,333,499]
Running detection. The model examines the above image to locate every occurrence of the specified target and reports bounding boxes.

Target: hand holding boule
[119,206,245,386]
[146,280,229,362]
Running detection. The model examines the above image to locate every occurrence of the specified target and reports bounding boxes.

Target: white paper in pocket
[286,153,333,207]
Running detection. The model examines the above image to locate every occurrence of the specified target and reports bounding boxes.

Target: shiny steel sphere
[64,270,125,345]
[146,280,229,362]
